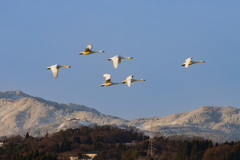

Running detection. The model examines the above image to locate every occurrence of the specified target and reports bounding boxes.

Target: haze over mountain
[0,91,240,142]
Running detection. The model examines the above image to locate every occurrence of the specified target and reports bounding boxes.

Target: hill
[0,91,128,137]
[130,106,240,142]
[1,91,240,142]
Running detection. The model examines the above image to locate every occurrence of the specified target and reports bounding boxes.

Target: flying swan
[46,64,71,79]
[123,75,146,87]
[79,44,104,55]
[108,55,133,69]
[182,57,205,68]
[101,74,124,87]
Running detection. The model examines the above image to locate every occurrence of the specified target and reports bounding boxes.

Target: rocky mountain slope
[1,91,240,142]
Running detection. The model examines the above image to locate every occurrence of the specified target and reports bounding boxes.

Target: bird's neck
[134,79,145,82]
[122,57,133,59]
[93,50,104,53]
[193,61,205,64]
[113,82,124,85]
[62,66,71,68]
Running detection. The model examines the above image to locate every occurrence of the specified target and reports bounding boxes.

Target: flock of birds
[46,44,205,87]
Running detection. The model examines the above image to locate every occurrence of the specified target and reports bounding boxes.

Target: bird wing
[85,44,92,52]
[103,74,112,84]
[112,57,119,69]
[51,66,59,79]
[185,57,192,68]
[126,80,131,87]
[103,74,111,80]
[126,75,133,87]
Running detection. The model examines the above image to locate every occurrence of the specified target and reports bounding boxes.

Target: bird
[101,74,125,87]
[108,55,133,69]
[181,57,205,68]
[46,64,71,79]
[79,44,104,55]
[123,75,146,87]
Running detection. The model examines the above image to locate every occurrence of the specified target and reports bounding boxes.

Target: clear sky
[1,1,240,120]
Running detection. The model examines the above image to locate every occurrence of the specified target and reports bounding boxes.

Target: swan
[182,57,205,68]
[108,55,133,69]
[123,75,146,87]
[79,44,104,55]
[46,64,71,79]
[101,74,125,87]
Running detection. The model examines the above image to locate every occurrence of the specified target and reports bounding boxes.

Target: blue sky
[0,1,240,120]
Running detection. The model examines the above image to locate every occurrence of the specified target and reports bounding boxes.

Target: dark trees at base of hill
[176,140,213,160]
[1,125,240,160]
[202,142,240,160]
[0,126,148,159]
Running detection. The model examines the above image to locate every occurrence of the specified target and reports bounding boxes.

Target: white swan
[79,44,104,55]
[46,64,71,79]
[101,74,124,87]
[123,75,146,87]
[182,57,205,68]
[108,55,133,69]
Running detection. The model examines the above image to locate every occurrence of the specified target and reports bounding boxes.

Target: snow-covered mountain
[0,91,129,137]
[1,91,240,142]
[0,90,31,100]
[130,106,240,142]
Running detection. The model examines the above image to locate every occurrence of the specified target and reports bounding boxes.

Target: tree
[60,138,71,152]
[176,141,192,160]
[190,141,199,160]
[25,133,30,139]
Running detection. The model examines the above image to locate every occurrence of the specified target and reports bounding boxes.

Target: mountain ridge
[0,91,128,137]
[130,106,240,142]
[0,90,240,142]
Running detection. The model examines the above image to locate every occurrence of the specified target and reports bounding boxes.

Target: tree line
[0,125,240,160]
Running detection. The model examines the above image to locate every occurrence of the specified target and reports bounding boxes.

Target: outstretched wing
[103,74,111,80]
[103,74,112,84]
[112,58,119,69]
[51,66,59,79]
[185,57,192,68]
[85,44,92,52]
[126,75,133,87]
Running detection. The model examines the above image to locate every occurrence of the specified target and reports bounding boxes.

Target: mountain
[0,90,31,100]
[130,106,240,142]
[1,91,240,143]
[0,91,129,137]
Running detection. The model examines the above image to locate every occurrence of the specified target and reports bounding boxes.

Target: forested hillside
[0,125,240,160]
